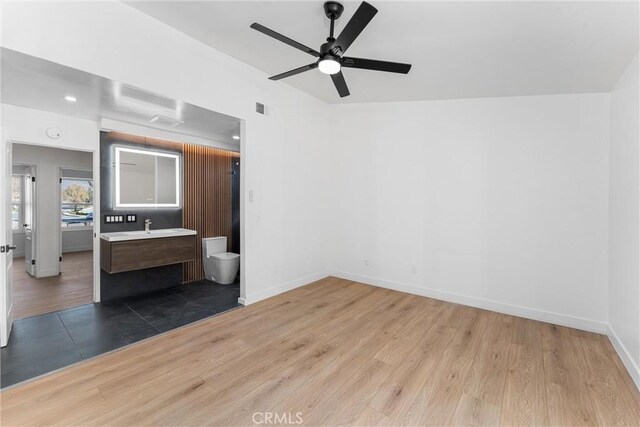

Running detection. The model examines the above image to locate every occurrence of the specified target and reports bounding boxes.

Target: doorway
[0,50,246,386]
[10,145,94,319]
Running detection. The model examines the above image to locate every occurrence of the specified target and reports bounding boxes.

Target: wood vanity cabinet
[101,235,196,274]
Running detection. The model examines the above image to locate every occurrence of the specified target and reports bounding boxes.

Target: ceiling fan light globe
[318,57,341,75]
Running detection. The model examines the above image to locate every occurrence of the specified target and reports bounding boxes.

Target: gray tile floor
[1,280,241,388]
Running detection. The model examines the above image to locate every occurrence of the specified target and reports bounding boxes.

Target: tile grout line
[127,304,163,333]
[57,312,81,349]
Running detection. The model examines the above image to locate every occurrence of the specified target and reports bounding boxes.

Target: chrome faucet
[144,219,152,233]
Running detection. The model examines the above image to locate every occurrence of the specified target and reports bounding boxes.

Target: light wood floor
[1,277,638,426]
[12,251,93,319]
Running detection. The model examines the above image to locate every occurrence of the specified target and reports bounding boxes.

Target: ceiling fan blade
[333,2,378,55]
[269,63,318,81]
[250,23,320,57]
[331,71,350,98]
[342,57,412,74]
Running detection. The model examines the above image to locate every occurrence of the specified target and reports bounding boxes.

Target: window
[61,178,93,227]
[11,175,22,230]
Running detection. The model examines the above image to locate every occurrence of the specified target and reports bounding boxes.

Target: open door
[23,167,35,277]
[1,138,14,347]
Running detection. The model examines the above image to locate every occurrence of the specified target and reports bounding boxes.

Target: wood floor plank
[541,323,599,426]
[12,251,93,319]
[352,405,398,426]
[572,334,640,426]
[369,307,458,419]
[450,392,501,426]
[1,277,638,427]
[401,307,490,426]
[450,312,511,425]
[500,318,548,426]
[460,312,512,407]
[314,357,392,426]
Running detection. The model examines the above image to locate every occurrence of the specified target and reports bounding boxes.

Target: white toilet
[202,237,240,285]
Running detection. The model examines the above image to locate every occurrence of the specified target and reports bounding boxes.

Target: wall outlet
[364,259,369,266]
[411,264,417,273]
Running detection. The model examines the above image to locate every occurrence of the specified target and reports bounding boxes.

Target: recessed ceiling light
[232,135,240,140]
[64,95,77,102]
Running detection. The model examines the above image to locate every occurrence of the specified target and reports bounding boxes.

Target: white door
[23,167,35,277]
[1,138,14,347]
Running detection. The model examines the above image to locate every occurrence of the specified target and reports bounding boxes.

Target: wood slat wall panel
[182,143,239,283]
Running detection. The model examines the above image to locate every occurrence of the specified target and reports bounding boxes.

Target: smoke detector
[149,114,184,128]
[46,128,62,139]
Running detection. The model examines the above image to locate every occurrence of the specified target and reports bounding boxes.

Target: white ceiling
[0,48,241,145]
[126,0,639,104]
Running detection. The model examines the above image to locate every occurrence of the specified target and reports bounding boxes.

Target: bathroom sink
[100,228,197,242]
[122,229,179,236]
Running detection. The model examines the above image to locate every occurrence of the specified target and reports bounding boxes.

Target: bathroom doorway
[10,144,94,320]
[1,49,245,387]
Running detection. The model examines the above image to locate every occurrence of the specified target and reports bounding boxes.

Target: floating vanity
[100,228,197,274]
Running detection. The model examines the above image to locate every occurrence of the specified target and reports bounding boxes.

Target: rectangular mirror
[115,147,180,208]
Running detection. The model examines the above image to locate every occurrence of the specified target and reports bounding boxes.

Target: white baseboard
[607,325,640,390]
[36,268,60,278]
[62,246,93,253]
[328,270,608,334]
[240,271,329,306]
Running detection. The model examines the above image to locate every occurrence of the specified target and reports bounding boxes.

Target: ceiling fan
[250,1,412,98]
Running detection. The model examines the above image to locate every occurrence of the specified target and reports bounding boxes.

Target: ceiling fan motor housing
[320,42,340,58]
[324,1,344,20]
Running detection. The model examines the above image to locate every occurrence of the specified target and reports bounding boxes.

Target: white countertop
[100,228,197,242]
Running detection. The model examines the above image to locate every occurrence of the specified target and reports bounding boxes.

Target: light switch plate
[104,215,125,224]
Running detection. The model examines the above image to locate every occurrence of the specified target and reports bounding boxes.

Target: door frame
[1,138,13,346]
[1,140,100,345]
[8,140,100,303]
[58,166,95,269]
[17,164,38,277]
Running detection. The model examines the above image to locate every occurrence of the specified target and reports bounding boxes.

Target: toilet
[202,237,240,285]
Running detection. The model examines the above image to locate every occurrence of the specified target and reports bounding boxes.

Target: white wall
[61,229,93,254]
[10,123,94,277]
[327,93,611,332]
[1,1,331,302]
[608,53,640,387]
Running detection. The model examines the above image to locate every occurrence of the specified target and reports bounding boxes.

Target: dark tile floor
[1,280,241,388]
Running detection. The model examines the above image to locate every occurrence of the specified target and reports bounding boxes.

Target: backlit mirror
[115,147,180,208]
